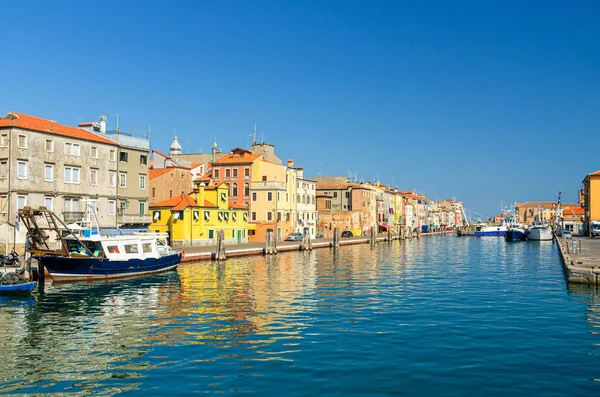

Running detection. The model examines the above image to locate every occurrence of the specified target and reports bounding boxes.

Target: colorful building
[149,183,248,247]
[582,170,600,235]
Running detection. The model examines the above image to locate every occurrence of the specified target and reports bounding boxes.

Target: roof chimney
[99,115,106,134]
[287,159,294,168]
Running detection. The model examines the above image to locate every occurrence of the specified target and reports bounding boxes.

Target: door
[237,230,242,244]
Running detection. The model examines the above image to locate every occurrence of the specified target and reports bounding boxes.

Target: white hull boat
[527,221,553,241]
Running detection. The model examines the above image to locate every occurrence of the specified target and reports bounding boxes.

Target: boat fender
[98,256,103,262]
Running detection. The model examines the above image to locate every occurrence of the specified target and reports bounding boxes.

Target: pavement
[557,235,600,285]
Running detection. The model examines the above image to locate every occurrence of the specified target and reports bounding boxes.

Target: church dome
[170,136,182,155]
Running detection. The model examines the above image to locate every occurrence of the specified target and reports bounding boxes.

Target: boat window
[107,245,120,254]
[142,243,153,253]
[124,244,139,254]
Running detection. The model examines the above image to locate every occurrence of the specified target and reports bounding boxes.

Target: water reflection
[0,237,599,396]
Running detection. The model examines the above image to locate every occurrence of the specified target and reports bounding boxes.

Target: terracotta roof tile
[0,111,117,146]
[149,168,173,180]
[211,152,262,164]
[228,201,247,209]
[152,149,169,159]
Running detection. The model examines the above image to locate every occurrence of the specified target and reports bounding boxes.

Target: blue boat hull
[36,253,181,282]
[0,281,37,294]
[505,229,527,242]
[475,230,506,237]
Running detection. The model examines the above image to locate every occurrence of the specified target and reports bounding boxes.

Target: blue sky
[2,0,598,218]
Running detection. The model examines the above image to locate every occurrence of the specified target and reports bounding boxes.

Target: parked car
[285,233,303,241]
[560,229,572,238]
[341,231,353,238]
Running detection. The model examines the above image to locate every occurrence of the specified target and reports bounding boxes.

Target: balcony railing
[118,213,152,225]
[250,181,286,189]
[62,211,86,223]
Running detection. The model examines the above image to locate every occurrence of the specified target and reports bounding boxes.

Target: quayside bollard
[332,227,340,248]
[215,229,226,260]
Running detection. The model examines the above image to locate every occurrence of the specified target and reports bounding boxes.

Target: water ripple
[1,237,599,396]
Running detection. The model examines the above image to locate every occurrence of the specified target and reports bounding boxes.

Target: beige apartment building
[0,111,151,253]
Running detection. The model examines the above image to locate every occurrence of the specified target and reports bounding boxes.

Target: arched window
[232,183,238,197]
[244,182,249,197]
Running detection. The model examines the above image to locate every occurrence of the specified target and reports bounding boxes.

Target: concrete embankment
[177,231,449,262]
[556,236,600,285]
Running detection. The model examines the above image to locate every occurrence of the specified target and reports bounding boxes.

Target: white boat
[475,224,507,237]
[19,206,180,282]
[527,220,553,241]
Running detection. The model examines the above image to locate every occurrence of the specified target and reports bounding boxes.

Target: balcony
[62,211,86,223]
[250,181,286,190]
[118,212,152,226]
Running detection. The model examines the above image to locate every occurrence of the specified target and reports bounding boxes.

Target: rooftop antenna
[110,114,120,133]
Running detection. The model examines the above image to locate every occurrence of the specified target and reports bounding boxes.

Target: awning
[379,224,392,230]
[247,223,257,230]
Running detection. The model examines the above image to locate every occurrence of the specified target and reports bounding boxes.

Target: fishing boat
[527,220,553,241]
[504,225,528,241]
[475,222,507,237]
[18,206,181,282]
[527,205,553,241]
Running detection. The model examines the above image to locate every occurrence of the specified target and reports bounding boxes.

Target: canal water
[1,236,599,396]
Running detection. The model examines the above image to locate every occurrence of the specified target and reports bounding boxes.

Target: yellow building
[149,183,248,247]
[392,189,404,231]
[582,170,600,235]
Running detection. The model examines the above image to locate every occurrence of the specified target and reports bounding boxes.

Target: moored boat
[505,226,528,242]
[0,272,37,295]
[527,220,553,241]
[18,206,181,282]
[475,224,507,237]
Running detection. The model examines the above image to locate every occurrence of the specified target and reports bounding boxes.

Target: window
[152,188,156,198]
[243,212,248,221]
[142,243,152,253]
[107,246,120,254]
[267,211,273,221]
[267,192,272,202]
[244,183,250,197]
[1,161,7,178]
[17,161,27,179]
[119,201,128,212]
[262,175,267,181]
[44,196,53,211]
[140,155,148,165]
[277,212,281,221]
[251,211,257,221]
[277,192,280,201]
[297,194,300,203]
[64,166,80,184]
[109,149,116,161]
[252,192,257,201]
[17,135,27,148]
[139,202,145,214]
[214,169,220,178]
[64,198,79,211]
[139,175,146,190]
[232,168,238,178]
[221,192,226,202]
[286,193,289,202]
[119,172,126,188]
[45,139,54,152]
[90,169,98,185]
[124,244,139,254]
[232,212,237,221]
[333,192,338,198]
[244,168,250,178]
[170,190,173,198]
[153,210,161,221]
[204,211,210,221]
[0,134,7,147]
[17,195,26,210]
[193,210,199,221]
[64,142,81,156]
[120,152,129,162]
[218,212,223,221]
[108,200,116,215]
[225,169,231,178]
[109,171,117,187]
[346,192,350,198]
[44,164,54,181]
[224,212,229,221]
[232,183,238,197]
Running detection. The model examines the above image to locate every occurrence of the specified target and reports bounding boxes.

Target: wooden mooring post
[301,227,312,250]
[265,230,277,255]
[387,228,392,242]
[332,228,340,248]
[215,229,226,260]
[370,226,376,248]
